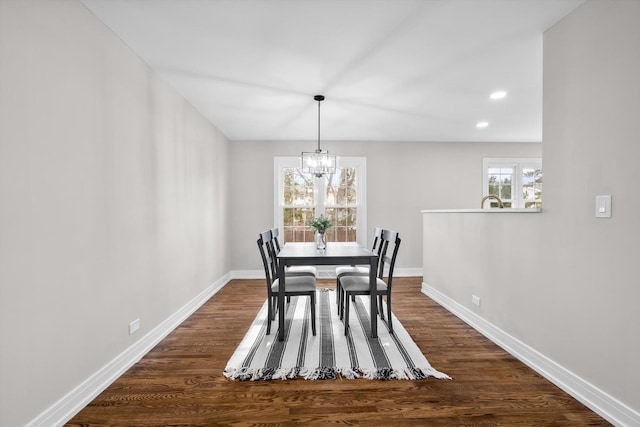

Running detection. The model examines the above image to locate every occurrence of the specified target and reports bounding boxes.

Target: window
[482,158,542,208]
[275,157,366,246]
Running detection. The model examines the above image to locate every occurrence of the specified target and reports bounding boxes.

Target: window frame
[274,156,367,247]
[482,157,542,208]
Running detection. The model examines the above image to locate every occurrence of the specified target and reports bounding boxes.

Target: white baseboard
[395,267,423,277]
[421,281,640,427]
[229,269,264,279]
[28,273,232,427]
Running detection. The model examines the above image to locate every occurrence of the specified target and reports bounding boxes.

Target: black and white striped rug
[224,289,450,381]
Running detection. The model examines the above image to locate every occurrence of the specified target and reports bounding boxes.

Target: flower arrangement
[309,214,332,234]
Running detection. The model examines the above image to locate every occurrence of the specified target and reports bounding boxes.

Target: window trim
[274,156,367,247]
[482,157,542,208]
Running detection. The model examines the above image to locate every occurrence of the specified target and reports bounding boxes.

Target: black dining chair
[257,230,316,336]
[335,227,383,316]
[271,227,317,277]
[339,229,401,335]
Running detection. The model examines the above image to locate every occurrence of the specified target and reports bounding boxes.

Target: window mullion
[315,176,325,217]
[513,164,520,208]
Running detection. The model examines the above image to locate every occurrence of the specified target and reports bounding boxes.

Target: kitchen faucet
[481,194,504,208]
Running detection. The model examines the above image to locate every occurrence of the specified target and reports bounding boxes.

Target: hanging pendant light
[301,95,337,177]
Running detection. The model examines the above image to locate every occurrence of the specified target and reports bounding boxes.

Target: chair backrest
[271,227,282,254]
[257,230,278,293]
[371,227,383,252]
[377,229,401,290]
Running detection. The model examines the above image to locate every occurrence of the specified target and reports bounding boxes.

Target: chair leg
[344,292,350,335]
[267,296,273,335]
[387,294,393,334]
[378,294,384,319]
[310,292,316,336]
[337,278,344,319]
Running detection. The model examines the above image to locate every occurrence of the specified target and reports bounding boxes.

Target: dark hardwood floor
[68,277,609,426]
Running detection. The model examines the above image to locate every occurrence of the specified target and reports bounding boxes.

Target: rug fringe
[338,367,360,379]
[300,367,338,380]
[224,366,451,381]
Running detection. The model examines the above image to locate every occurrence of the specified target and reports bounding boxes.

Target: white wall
[0,1,230,426]
[423,0,640,423]
[229,140,541,273]
[542,0,639,412]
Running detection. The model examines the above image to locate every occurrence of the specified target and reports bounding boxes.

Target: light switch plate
[595,195,612,218]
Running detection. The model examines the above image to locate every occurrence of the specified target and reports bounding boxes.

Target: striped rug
[224,289,450,381]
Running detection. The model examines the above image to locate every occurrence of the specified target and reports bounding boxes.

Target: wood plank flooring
[67,277,610,426]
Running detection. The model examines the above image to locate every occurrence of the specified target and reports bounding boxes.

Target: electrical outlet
[472,295,481,307]
[129,319,140,335]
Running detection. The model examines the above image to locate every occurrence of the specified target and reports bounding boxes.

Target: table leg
[370,257,377,338]
[277,261,286,341]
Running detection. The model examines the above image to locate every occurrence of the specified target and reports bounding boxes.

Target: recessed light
[476,121,489,128]
[490,91,507,100]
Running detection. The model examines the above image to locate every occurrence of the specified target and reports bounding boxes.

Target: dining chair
[271,227,317,277]
[257,230,316,336]
[339,229,401,335]
[335,227,383,315]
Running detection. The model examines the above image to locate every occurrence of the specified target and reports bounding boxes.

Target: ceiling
[82,0,583,143]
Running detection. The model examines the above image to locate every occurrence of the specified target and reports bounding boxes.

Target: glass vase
[315,231,326,250]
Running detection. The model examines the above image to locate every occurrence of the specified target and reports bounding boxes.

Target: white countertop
[422,208,541,213]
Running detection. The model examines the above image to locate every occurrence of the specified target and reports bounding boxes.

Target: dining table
[276,241,379,342]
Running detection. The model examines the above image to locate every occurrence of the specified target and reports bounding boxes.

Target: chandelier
[301,95,337,177]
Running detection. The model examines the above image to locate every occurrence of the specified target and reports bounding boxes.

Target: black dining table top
[277,242,377,265]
